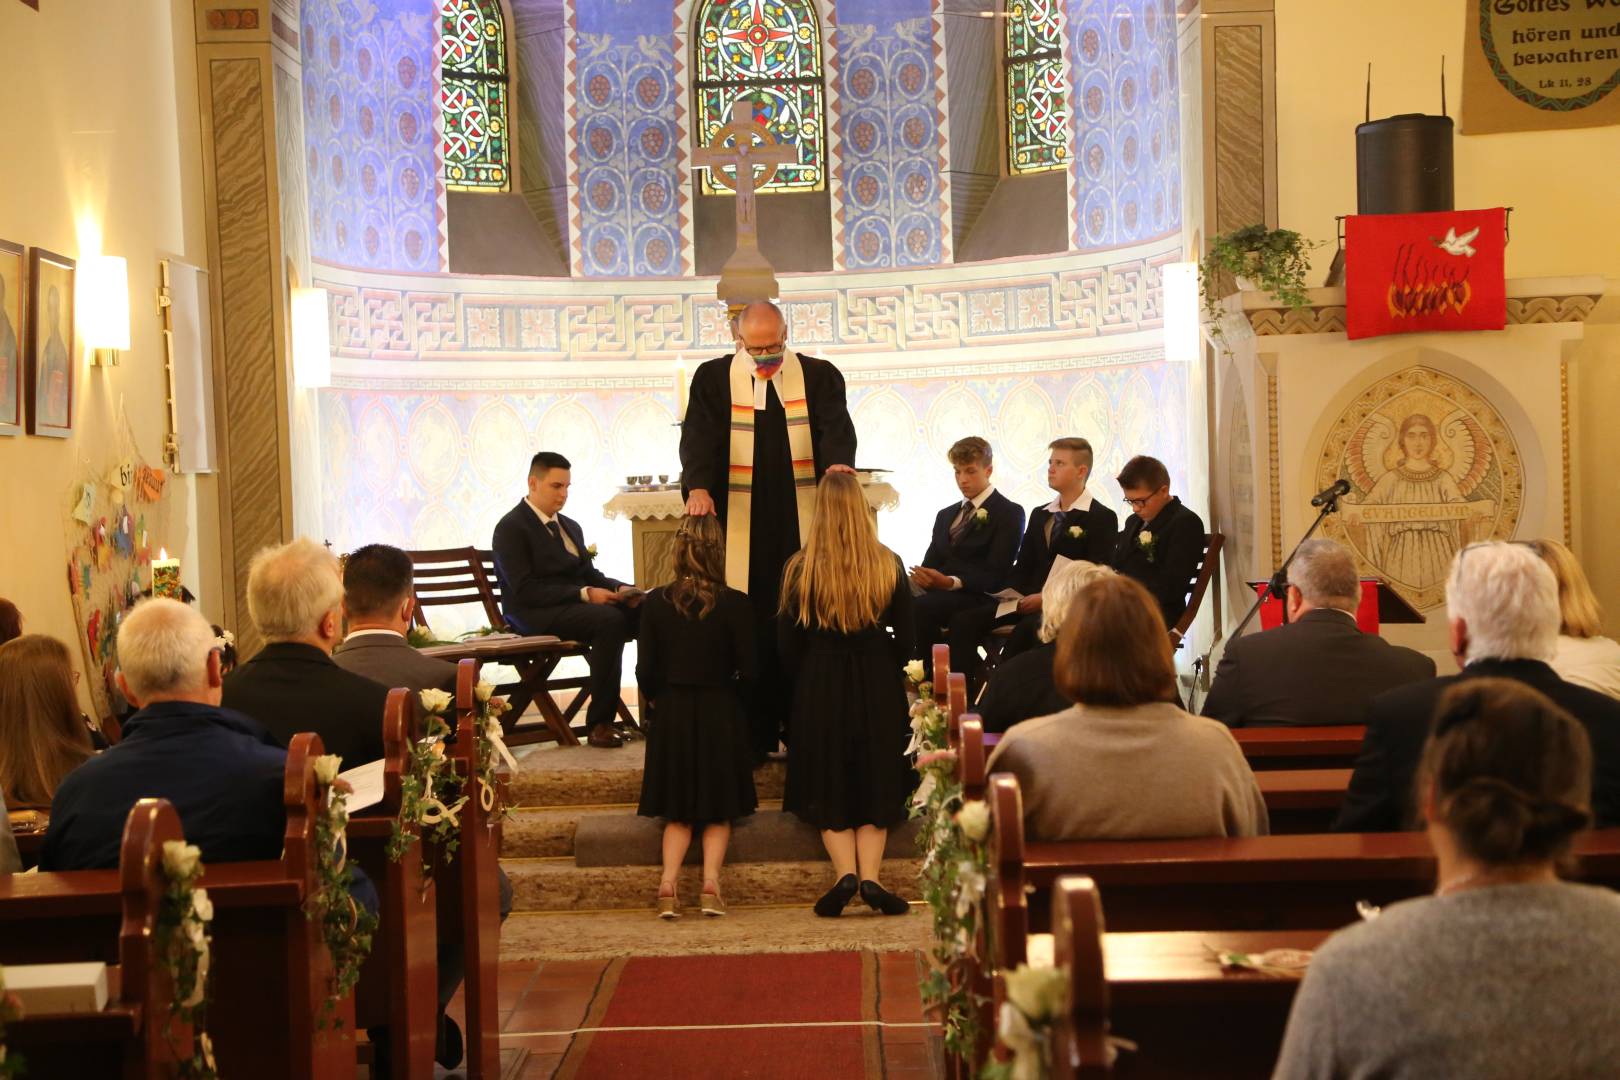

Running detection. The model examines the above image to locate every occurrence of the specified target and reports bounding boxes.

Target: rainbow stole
[725,348,818,591]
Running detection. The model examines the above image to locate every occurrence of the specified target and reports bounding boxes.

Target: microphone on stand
[1311,478,1352,507]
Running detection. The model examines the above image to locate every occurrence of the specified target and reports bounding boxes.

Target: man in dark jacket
[1335,541,1620,832]
[492,451,640,748]
[911,437,1025,676]
[1111,454,1206,638]
[1202,539,1434,727]
[332,543,457,709]
[223,538,389,768]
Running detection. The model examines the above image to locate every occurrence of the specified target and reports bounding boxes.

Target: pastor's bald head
[736,301,787,348]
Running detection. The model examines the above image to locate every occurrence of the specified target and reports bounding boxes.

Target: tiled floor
[439,952,940,1079]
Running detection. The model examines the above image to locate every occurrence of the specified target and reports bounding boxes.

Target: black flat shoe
[814,873,859,917]
[859,879,910,916]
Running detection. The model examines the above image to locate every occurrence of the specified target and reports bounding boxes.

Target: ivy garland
[471,682,516,823]
[388,690,468,892]
[904,662,994,1066]
[0,965,24,1079]
[308,755,378,1031]
[156,841,219,1079]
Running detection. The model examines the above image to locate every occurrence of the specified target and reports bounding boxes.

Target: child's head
[668,514,728,620]
[948,437,994,501]
[1047,437,1094,496]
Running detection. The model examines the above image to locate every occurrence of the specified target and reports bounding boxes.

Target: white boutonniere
[584,543,598,560]
[971,507,989,528]
[1138,529,1157,563]
[1067,524,1084,540]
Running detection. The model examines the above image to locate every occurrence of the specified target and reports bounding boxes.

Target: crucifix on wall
[694,100,796,312]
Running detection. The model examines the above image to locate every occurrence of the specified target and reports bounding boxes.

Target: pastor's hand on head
[825,464,857,475]
[685,488,716,516]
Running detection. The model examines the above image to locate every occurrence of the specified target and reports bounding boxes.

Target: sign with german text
[1462,0,1620,133]
[1344,208,1507,341]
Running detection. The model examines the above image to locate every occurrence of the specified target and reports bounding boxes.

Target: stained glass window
[1004,0,1068,175]
[441,0,510,191]
[693,0,826,195]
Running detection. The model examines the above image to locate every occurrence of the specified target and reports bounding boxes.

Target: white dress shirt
[526,498,591,602]
[945,485,998,590]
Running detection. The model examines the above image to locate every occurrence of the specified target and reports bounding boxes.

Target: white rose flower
[1003,962,1069,1023]
[1138,530,1154,547]
[162,840,201,879]
[474,681,496,703]
[419,687,453,714]
[191,888,214,924]
[955,860,986,917]
[1067,524,1084,539]
[312,754,343,785]
[956,799,991,843]
[973,508,989,524]
[904,659,926,684]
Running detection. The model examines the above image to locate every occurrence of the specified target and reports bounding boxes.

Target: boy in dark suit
[332,543,457,703]
[1110,454,1206,640]
[911,437,1025,676]
[491,451,641,748]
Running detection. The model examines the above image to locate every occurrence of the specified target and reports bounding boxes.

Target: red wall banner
[1344,208,1507,341]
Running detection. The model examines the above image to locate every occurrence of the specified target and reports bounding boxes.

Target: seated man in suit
[223,538,389,768]
[1110,454,1206,641]
[492,451,641,749]
[1202,539,1435,727]
[977,560,1114,734]
[955,437,1119,684]
[333,543,457,705]
[1335,541,1620,832]
[910,437,1024,677]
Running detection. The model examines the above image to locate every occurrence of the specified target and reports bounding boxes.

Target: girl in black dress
[779,472,914,917]
[636,514,758,918]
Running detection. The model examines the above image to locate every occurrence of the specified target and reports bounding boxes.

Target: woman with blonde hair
[977,560,1113,733]
[779,472,914,917]
[1534,538,1620,700]
[636,514,758,917]
[0,635,94,807]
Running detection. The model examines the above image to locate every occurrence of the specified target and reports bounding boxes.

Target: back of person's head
[342,543,415,620]
[668,514,727,621]
[1533,538,1604,639]
[1288,539,1361,612]
[117,599,220,703]
[0,634,93,806]
[0,598,21,646]
[1054,576,1179,708]
[1445,543,1559,664]
[1116,454,1170,492]
[948,437,991,467]
[1038,561,1115,643]
[1048,437,1093,471]
[247,537,344,642]
[780,472,892,633]
[1421,677,1592,866]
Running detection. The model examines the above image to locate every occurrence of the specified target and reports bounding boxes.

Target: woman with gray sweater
[1273,677,1620,1079]
[986,575,1267,841]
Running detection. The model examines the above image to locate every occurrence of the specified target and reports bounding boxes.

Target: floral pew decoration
[308,753,377,1031]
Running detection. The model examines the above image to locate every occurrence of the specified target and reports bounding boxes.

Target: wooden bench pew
[0,798,185,1078]
[349,688,440,1079]
[0,733,358,1078]
[1230,724,1364,770]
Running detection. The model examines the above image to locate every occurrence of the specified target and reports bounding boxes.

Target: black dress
[635,586,759,824]
[780,554,915,831]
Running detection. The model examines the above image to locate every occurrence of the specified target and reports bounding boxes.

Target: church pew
[428,658,504,1080]
[0,733,359,1078]
[1230,724,1365,770]
[349,688,439,1079]
[0,798,186,1079]
[1048,876,1112,1079]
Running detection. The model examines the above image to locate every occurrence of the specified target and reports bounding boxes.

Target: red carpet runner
[556,951,883,1079]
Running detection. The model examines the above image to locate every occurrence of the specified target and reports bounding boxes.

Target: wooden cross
[693,100,796,250]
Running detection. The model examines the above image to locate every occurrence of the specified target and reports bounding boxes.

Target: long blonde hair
[779,472,895,632]
[1535,538,1604,639]
[0,635,93,806]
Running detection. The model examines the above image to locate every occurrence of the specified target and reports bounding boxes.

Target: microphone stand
[1228,487,1347,645]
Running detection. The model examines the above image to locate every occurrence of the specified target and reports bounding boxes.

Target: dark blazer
[977,641,1070,734]
[1009,495,1121,595]
[1201,609,1436,728]
[333,631,457,699]
[41,701,286,870]
[920,489,1025,595]
[222,642,389,769]
[1111,496,1205,628]
[491,500,623,630]
[1334,658,1620,832]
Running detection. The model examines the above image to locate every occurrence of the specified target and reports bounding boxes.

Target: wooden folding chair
[1172,533,1224,648]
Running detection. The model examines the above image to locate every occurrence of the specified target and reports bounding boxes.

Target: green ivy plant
[387,691,467,895]
[156,841,219,1079]
[1198,224,1323,351]
[307,755,377,1031]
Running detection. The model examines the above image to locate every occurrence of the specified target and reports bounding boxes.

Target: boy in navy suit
[492,451,641,748]
[911,437,1025,677]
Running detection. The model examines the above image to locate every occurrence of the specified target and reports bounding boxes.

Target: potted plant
[1198,224,1321,329]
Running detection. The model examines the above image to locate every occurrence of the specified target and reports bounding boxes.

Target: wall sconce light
[1162,261,1200,364]
[79,255,131,366]
[291,287,332,389]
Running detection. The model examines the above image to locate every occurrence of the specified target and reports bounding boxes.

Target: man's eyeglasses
[741,341,785,357]
[1123,485,1167,510]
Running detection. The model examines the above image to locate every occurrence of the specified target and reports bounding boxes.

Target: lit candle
[675,363,688,423]
[151,548,182,600]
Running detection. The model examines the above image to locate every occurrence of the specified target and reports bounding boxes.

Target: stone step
[572,809,922,867]
[504,856,924,913]
[507,757,787,807]
[502,800,787,859]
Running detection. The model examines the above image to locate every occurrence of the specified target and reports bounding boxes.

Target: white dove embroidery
[1434,226,1480,258]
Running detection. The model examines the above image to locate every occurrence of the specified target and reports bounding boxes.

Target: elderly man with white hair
[1335,541,1620,832]
[40,598,287,870]
[223,537,389,768]
[976,560,1115,734]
